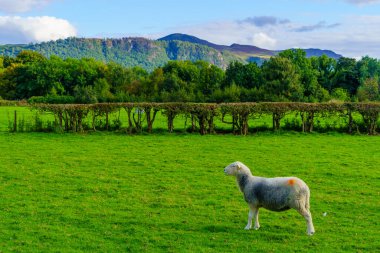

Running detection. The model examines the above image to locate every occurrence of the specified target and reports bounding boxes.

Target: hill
[158,33,342,61]
[0,37,243,71]
[0,34,342,71]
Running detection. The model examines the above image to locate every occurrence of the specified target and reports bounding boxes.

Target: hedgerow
[16,102,379,135]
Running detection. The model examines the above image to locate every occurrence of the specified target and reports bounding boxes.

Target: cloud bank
[0,16,77,44]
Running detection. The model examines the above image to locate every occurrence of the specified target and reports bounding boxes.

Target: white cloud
[252,33,277,48]
[0,16,77,44]
[0,0,54,13]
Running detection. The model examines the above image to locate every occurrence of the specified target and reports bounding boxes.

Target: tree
[94,78,114,102]
[280,49,328,102]
[261,56,303,101]
[0,63,20,99]
[223,61,261,90]
[310,55,336,93]
[196,61,224,101]
[11,56,67,99]
[74,85,98,103]
[144,67,164,101]
[15,50,46,64]
[63,58,106,93]
[331,88,350,102]
[105,62,130,94]
[160,61,199,101]
[123,67,149,100]
[356,56,380,84]
[357,78,379,101]
[2,56,15,68]
[0,56,4,70]
[332,57,360,96]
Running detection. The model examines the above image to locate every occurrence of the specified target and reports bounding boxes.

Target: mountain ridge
[158,33,342,59]
[0,34,342,71]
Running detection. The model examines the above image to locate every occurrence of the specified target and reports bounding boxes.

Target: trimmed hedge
[26,102,380,135]
[0,99,27,106]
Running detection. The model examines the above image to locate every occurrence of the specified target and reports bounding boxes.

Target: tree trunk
[167,111,175,133]
[347,110,353,134]
[105,111,109,131]
[77,111,83,132]
[58,111,63,131]
[207,115,215,134]
[191,115,196,132]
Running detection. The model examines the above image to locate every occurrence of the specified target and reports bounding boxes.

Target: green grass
[0,132,379,252]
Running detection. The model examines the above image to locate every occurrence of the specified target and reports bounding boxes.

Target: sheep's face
[224,162,242,176]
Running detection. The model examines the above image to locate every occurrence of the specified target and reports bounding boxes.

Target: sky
[0,0,380,58]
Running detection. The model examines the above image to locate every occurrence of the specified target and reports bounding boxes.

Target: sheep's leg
[244,209,253,230]
[253,208,260,230]
[245,206,260,230]
[297,208,315,236]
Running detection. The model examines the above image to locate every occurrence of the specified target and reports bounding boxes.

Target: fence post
[13,110,17,132]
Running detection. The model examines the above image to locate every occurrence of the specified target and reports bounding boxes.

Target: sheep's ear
[237,163,241,170]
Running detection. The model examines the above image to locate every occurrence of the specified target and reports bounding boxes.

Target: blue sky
[1,0,380,58]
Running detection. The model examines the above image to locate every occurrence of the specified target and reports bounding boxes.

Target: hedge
[22,102,380,135]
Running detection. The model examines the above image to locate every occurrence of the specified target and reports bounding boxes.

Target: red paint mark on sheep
[288,179,296,186]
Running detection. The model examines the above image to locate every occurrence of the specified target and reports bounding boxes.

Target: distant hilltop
[158,33,342,60]
[0,33,342,71]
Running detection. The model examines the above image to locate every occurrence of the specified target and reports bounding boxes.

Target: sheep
[224,161,315,235]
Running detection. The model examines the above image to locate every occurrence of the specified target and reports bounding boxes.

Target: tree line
[0,49,379,103]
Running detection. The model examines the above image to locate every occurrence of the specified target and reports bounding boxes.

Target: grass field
[0,131,379,252]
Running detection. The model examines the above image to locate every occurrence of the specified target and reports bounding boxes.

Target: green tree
[15,50,46,64]
[74,85,98,103]
[12,56,67,98]
[310,55,337,93]
[161,61,199,101]
[279,49,328,101]
[64,58,106,93]
[357,78,379,101]
[356,56,380,83]
[261,56,303,101]
[2,56,15,68]
[223,61,261,90]
[0,63,20,99]
[144,67,164,101]
[331,88,350,102]
[195,61,224,101]
[94,78,114,102]
[332,57,359,96]
[105,62,129,94]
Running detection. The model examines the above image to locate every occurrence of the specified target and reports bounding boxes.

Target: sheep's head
[224,161,249,176]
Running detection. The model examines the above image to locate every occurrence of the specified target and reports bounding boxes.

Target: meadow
[0,129,379,252]
[0,105,379,252]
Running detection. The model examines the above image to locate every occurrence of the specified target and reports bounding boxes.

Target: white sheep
[224,161,315,235]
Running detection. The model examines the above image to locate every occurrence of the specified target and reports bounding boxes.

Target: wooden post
[13,110,17,132]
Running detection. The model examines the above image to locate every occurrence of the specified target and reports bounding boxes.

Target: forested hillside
[0,37,242,71]
[0,34,342,71]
